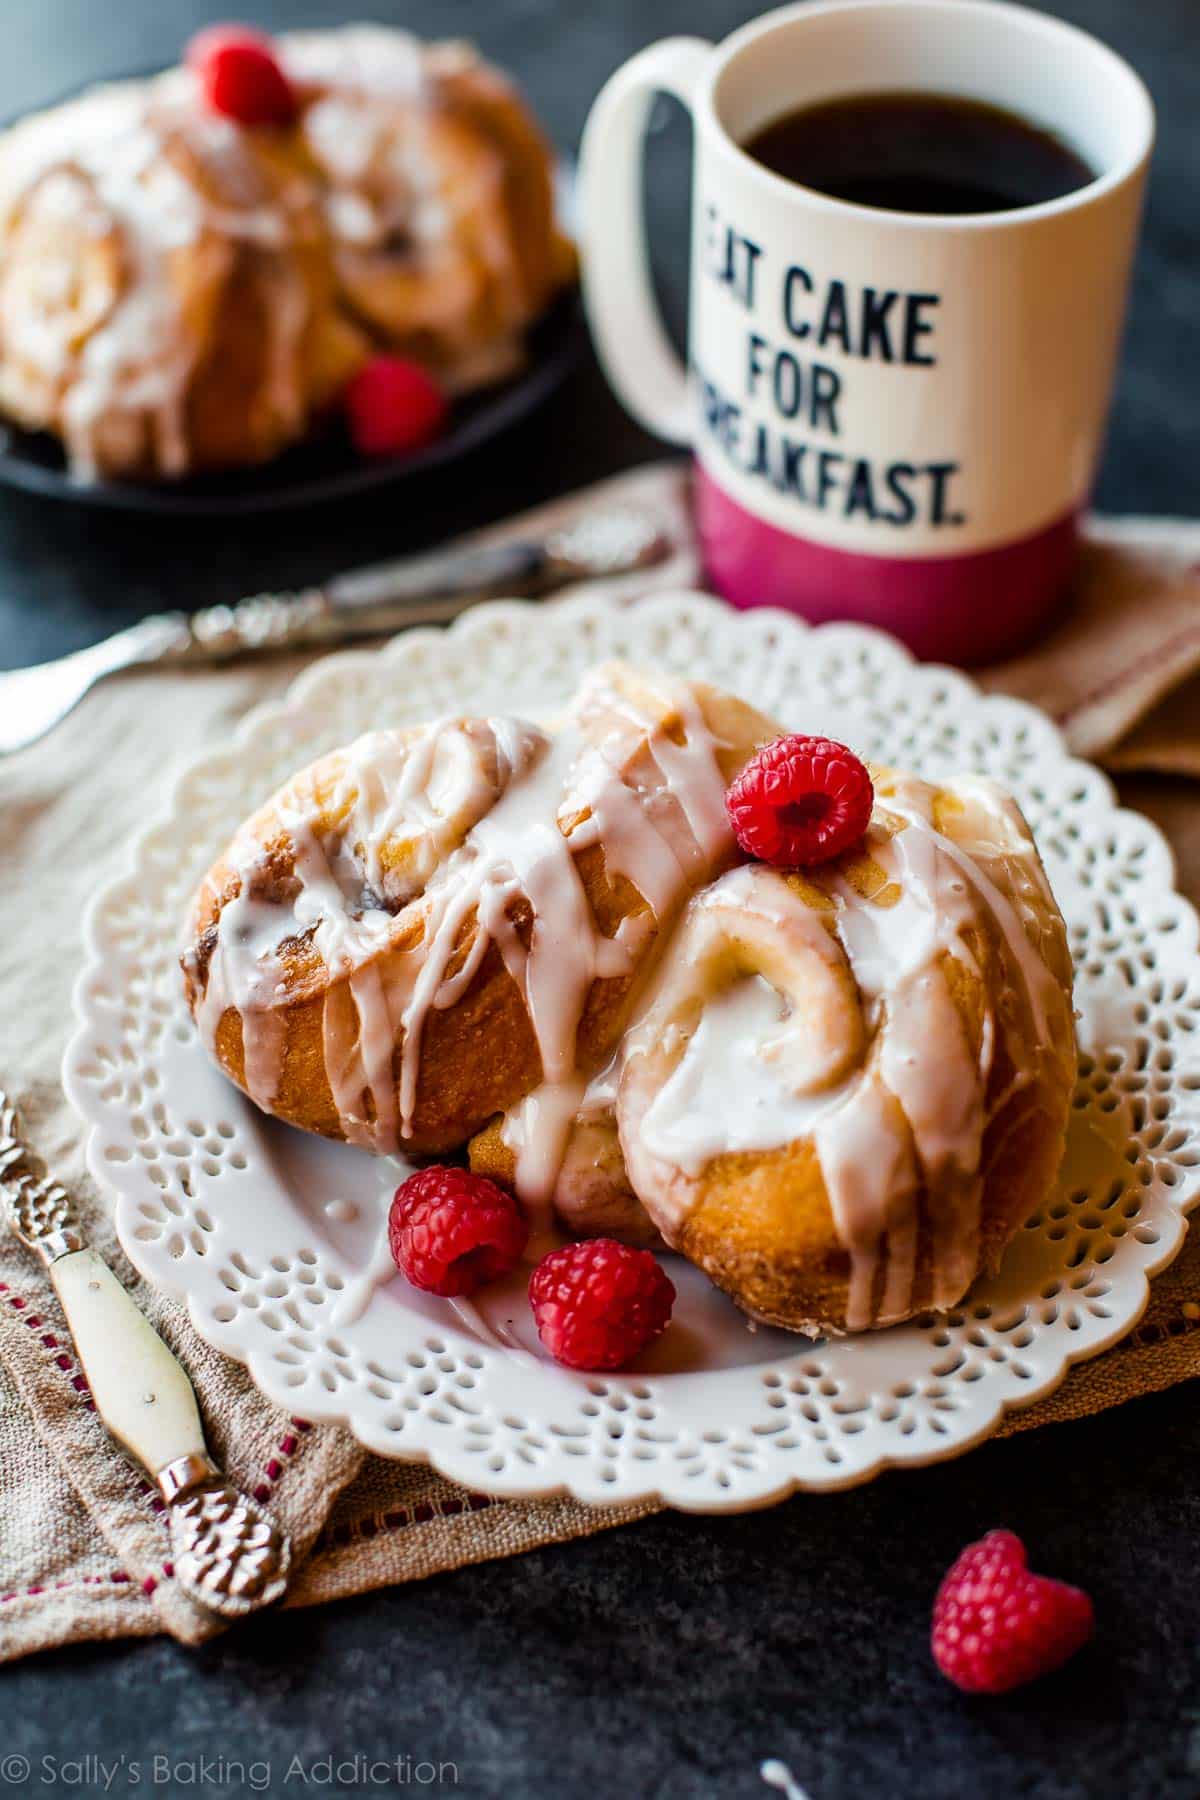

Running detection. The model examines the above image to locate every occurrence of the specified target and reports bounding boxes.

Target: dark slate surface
[0,2,1197,1794]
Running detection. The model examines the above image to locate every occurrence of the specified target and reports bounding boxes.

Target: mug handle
[578,38,714,444]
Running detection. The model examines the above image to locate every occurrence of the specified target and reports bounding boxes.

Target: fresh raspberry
[529,1239,675,1370]
[187,26,297,128]
[932,1530,1094,1694]
[389,1167,528,1297]
[726,734,874,867]
[343,357,449,458]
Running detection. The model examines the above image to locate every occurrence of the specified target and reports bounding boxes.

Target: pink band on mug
[694,464,1078,666]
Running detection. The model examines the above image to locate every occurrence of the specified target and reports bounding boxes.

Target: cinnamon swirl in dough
[614,772,1077,1333]
[181,663,778,1164]
[0,27,572,477]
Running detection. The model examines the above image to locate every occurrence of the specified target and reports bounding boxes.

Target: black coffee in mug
[743,91,1096,215]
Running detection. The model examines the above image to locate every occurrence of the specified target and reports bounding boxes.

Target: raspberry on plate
[389,1167,528,1298]
[529,1239,675,1371]
[932,1529,1094,1694]
[344,356,449,458]
[726,734,874,867]
[186,26,298,128]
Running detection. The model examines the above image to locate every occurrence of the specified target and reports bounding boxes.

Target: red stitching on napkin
[132,1476,167,1517]
[138,1561,176,1597]
[1,1283,320,1514]
[0,1281,94,1408]
[1118,1306,1200,1352]
[250,1416,314,1504]
[1055,615,1200,727]
[0,1286,297,1608]
[313,1490,495,1553]
[1,1571,132,1605]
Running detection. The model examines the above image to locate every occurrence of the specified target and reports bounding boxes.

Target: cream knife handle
[49,1249,207,1476]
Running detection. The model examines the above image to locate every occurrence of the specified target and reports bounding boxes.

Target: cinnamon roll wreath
[0,26,573,478]
[183,665,1076,1334]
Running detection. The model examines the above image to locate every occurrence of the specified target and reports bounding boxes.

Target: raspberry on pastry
[615,768,1077,1334]
[726,734,874,866]
[181,663,1076,1339]
[187,26,298,127]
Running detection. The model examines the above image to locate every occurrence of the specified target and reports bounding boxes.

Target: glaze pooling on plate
[64,592,1200,1509]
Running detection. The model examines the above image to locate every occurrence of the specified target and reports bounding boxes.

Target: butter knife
[0,506,670,757]
[0,1093,291,1619]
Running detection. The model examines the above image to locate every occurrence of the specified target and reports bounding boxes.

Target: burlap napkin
[1,462,1197,1665]
[979,515,1200,773]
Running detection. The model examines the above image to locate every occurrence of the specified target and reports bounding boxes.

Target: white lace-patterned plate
[64,591,1200,1511]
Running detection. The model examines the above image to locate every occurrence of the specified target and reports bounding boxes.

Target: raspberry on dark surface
[726,734,874,867]
[389,1167,528,1298]
[529,1239,675,1371]
[344,356,449,458]
[932,1529,1094,1694]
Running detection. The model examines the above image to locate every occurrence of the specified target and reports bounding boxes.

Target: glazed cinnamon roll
[293,31,574,393]
[181,663,778,1168]
[182,668,1076,1332]
[614,772,1077,1333]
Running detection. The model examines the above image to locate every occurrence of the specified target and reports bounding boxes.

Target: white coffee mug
[579,0,1154,662]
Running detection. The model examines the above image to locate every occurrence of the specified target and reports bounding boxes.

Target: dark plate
[0,288,584,515]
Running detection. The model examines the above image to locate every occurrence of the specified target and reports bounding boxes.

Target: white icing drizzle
[639,976,843,1163]
[330,1211,398,1329]
[500,1077,588,1238]
[618,774,1069,1328]
[193,671,739,1234]
[280,26,428,101]
[284,25,453,257]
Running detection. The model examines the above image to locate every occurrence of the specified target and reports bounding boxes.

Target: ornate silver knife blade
[0,504,672,757]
